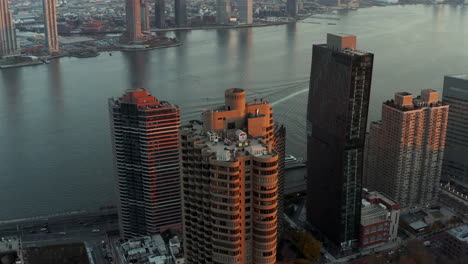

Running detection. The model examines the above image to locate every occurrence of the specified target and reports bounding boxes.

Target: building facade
[42,0,60,53]
[175,0,187,27]
[216,0,231,24]
[109,89,182,239]
[181,88,282,263]
[442,75,468,189]
[441,225,468,261]
[140,0,150,32]
[238,0,252,24]
[307,34,373,250]
[125,0,143,41]
[155,0,166,29]
[0,0,18,57]
[365,90,449,208]
[286,0,298,17]
[360,190,400,250]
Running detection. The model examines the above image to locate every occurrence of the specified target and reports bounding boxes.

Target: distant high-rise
[0,0,18,56]
[307,34,373,250]
[42,0,60,53]
[366,90,449,208]
[109,89,182,239]
[175,0,187,27]
[239,0,253,24]
[181,88,282,263]
[286,0,298,17]
[155,0,166,29]
[216,0,231,24]
[140,0,150,32]
[125,0,143,41]
[442,75,468,189]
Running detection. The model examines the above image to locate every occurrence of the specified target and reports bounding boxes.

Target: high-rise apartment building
[442,75,468,188]
[125,0,143,41]
[286,0,298,17]
[109,89,182,239]
[365,90,449,208]
[216,0,231,24]
[175,0,187,27]
[155,0,166,29]
[140,0,150,32]
[307,34,373,250]
[239,0,253,24]
[42,0,60,53]
[0,0,18,56]
[181,88,282,263]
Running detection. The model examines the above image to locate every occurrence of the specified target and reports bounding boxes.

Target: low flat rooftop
[447,225,468,243]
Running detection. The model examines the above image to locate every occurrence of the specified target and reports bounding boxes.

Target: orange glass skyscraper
[181,88,283,263]
[0,0,18,56]
[125,0,143,41]
[365,90,449,208]
[109,89,182,238]
[42,0,59,53]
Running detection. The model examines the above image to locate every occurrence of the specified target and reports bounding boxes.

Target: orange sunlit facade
[365,89,449,208]
[181,88,281,263]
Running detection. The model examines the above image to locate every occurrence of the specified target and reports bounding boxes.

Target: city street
[0,210,118,264]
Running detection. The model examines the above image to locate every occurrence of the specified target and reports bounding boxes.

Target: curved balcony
[254,254,277,264]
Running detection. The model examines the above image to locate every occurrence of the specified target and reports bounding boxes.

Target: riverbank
[0,60,43,69]
[151,21,296,33]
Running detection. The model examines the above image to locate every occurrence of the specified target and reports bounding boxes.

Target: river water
[1,5,467,220]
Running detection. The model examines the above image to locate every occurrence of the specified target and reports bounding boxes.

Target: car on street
[59,232,66,235]
[40,228,47,232]
[92,229,100,233]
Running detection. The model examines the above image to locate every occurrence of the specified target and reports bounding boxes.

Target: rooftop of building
[181,121,276,161]
[384,90,447,112]
[22,242,88,264]
[109,88,177,110]
[115,234,183,264]
[361,200,389,225]
[317,33,371,56]
[446,73,468,81]
[447,225,468,243]
[363,189,400,211]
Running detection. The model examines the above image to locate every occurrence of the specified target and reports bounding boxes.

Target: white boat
[285,154,298,163]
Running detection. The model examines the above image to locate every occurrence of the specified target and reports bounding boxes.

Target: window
[228,122,235,129]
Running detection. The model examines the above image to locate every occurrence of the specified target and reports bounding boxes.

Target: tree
[288,229,321,262]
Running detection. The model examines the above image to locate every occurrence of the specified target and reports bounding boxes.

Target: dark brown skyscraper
[109,89,182,239]
[125,0,143,41]
[155,0,166,29]
[42,0,59,53]
[307,34,373,251]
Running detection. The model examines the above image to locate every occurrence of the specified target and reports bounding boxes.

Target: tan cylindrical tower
[225,88,246,112]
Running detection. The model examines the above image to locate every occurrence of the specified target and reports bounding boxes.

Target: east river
[1,5,467,220]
